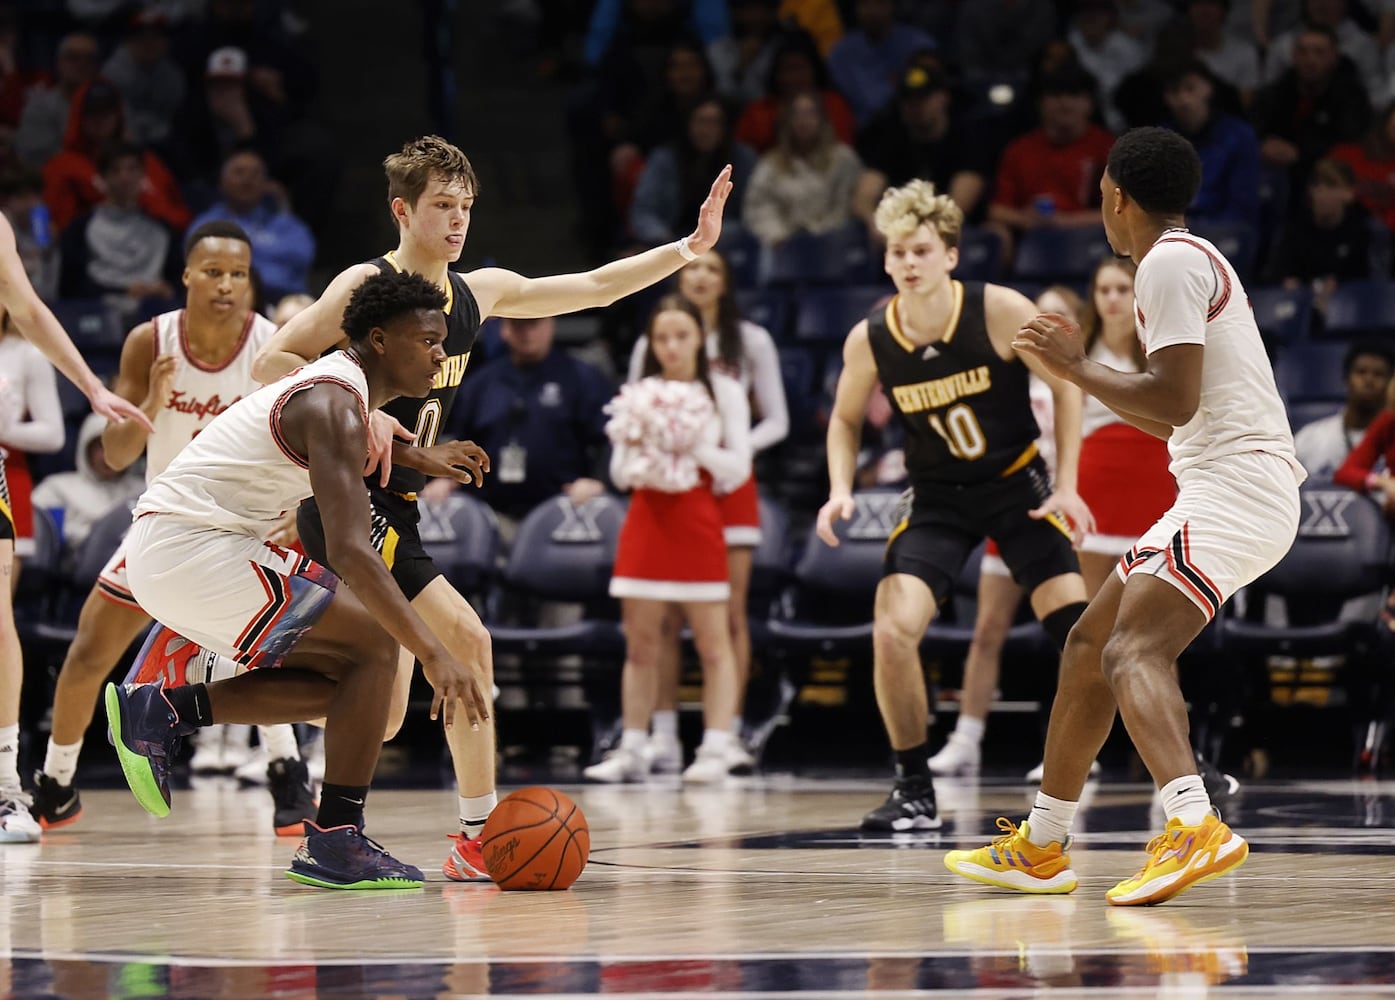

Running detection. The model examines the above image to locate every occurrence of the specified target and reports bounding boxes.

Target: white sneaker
[929,737,981,776]
[645,735,683,775]
[0,791,41,843]
[583,747,647,783]
[234,745,270,785]
[1025,760,1100,783]
[189,728,229,774]
[724,741,756,775]
[681,744,731,784]
[219,724,253,773]
[303,732,325,784]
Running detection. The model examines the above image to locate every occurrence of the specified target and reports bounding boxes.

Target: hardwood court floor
[4,775,1395,998]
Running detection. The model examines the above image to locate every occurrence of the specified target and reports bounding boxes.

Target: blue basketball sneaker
[104,682,195,818]
[286,822,425,890]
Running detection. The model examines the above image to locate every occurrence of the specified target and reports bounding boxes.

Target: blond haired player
[817,179,1094,832]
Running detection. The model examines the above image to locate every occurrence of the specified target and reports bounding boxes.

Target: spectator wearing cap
[188,147,314,302]
[1162,59,1260,225]
[15,32,99,168]
[57,140,181,306]
[1067,0,1146,132]
[41,79,190,234]
[102,12,185,146]
[853,65,990,233]
[988,68,1115,238]
[826,0,936,125]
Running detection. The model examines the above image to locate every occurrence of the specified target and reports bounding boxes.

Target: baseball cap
[899,65,949,99]
[206,46,248,79]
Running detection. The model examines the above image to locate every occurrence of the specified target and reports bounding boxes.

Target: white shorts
[124,514,338,668]
[1117,452,1301,621]
[96,536,141,610]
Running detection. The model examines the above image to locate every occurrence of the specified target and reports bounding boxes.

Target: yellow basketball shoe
[1105,812,1248,907]
[943,818,1078,894]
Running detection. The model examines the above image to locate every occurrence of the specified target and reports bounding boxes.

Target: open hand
[89,384,155,431]
[684,164,735,256]
[408,440,491,487]
[420,651,490,731]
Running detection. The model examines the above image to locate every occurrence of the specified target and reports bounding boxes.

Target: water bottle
[1033,194,1056,219]
[29,203,51,249]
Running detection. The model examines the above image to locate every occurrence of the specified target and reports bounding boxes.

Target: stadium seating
[1250,285,1315,347]
[1323,280,1395,339]
[1012,226,1113,283]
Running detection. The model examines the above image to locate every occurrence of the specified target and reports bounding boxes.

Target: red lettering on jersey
[166,390,241,421]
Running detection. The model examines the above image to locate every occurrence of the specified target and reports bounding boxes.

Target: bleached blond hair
[873,179,962,248]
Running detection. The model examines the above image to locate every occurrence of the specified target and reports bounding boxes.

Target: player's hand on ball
[421,651,489,731]
[1013,313,1086,379]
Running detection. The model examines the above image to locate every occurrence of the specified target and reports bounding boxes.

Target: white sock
[651,710,678,739]
[43,738,83,786]
[619,728,648,753]
[1026,792,1078,848]
[460,791,497,838]
[0,724,19,793]
[953,716,986,745]
[1160,774,1212,826]
[699,728,734,753]
[259,725,299,761]
[209,653,241,682]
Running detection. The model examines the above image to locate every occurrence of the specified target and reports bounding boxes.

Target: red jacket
[41,81,190,234]
[1334,409,1395,492]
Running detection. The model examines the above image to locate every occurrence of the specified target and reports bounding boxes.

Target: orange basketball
[480,787,590,891]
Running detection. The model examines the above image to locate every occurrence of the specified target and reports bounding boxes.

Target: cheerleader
[627,249,788,772]
[588,294,752,784]
[0,307,63,563]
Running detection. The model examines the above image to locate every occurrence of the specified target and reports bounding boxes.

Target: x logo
[551,498,608,543]
[1299,490,1354,538]
[849,492,900,540]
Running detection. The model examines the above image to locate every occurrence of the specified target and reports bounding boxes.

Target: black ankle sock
[894,743,932,780]
[164,684,212,727]
[317,784,369,829]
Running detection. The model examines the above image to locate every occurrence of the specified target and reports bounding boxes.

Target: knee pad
[1041,601,1088,652]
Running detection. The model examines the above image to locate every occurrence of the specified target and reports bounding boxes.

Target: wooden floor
[4,774,1395,998]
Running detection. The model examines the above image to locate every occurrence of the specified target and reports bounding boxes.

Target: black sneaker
[861,775,942,831]
[268,757,317,837]
[30,771,82,830]
[1197,752,1240,800]
[286,822,424,890]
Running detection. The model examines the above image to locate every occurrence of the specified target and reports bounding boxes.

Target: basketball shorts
[298,487,441,601]
[124,514,338,669]
[1118,452,1301,621]
[886,454,1079,606]
[96,535,141,609]
[0,462,12,545]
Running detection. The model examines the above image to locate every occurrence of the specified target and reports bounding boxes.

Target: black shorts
[297,489,441,601]
[0,462,12,544]
[885,454,1079,605]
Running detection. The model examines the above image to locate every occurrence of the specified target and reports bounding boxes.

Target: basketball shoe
[943,818,1078,893]
[268,757,317,836]
[583,747,647,783]
[861,774,942,831]
[124,624,204,687]
[104,681,197,818]
[286,822,424,890]
[644,734,683,775]
[30,771,81,829]
[443,833,491,882]
[0,789,41,843]
[928,736,981,777]
[1105,811,1248,906]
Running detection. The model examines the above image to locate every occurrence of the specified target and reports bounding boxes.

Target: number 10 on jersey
[928,403,986,460]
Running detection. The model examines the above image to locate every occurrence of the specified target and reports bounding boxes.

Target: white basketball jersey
[135,351,369,536]
[1133,232,1303,484]
[145,309,278,481]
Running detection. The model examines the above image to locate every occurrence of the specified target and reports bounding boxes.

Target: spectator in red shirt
[1335,385,1395,512]
[1329,102,1395,232]
[40,79,190,235]
[734,30,855,153]
[988,67,1115,242]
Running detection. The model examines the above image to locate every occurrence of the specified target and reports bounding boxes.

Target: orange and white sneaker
[443,833,491,882]
[1105,812,1248,907]
[943,818,1078,894]
[123,625,204,687]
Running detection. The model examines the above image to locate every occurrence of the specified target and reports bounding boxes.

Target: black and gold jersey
[867,280,1040,485]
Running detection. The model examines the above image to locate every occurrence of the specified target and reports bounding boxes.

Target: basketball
[480,787,590,891]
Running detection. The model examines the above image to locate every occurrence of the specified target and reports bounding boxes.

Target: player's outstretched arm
[0,213,152,430]
[817,321,877,547]
[251,262,380,384]
[468,164,735,320]
[285,384,490,730]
